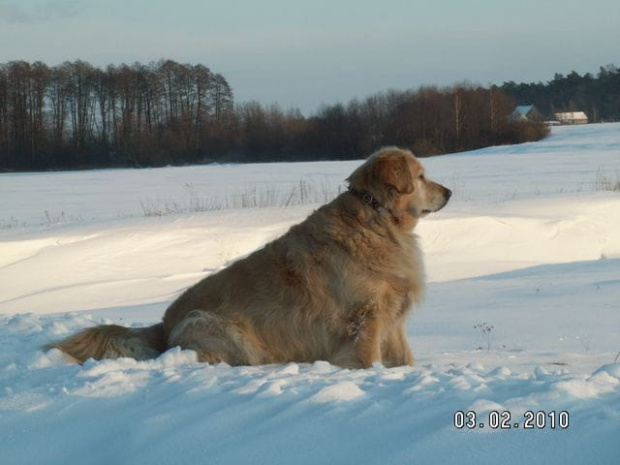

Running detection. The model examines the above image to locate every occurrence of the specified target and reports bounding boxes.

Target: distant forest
[3,60,616,172]
[501,65,620,122]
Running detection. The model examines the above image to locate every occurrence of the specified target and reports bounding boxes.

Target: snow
[1,123,619,464]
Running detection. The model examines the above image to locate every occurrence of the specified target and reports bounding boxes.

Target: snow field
[1,123,619,464]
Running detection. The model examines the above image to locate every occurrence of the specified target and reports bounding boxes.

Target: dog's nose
[445,187,452,199]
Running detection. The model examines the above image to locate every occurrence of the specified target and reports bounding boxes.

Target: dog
[49,147,451,368]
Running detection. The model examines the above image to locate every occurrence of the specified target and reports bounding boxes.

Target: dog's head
[346,147,451,227]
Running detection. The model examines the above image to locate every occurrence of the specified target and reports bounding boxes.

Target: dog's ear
[372,153,414,194]
[346,149,415,196]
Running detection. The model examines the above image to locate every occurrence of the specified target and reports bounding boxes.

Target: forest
[7,60,617,171]
[0,60,234,171]
[501,65,620,123]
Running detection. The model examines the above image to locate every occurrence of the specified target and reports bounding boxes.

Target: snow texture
[1,123,619,464]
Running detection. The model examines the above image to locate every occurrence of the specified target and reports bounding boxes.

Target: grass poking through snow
[139,181,342,217]
[594,169,620,192]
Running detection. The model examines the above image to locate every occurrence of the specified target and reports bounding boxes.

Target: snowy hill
[1,123,619,464]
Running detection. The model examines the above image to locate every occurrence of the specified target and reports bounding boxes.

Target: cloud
[0,0,83,23]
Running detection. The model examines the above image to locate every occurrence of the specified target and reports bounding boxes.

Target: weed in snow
[139,179,341,217]
[0,216,23,229]
[594,168,620,192]
[42,211,84,227]
[474,322,494,353]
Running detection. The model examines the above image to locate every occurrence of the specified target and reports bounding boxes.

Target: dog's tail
[46,323,167,364]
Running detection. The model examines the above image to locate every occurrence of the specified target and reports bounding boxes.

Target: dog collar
[347,186,404,226]
[347,186,387,213]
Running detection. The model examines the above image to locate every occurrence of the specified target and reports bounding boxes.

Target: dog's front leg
[354,318,383,368]
[330,302,384,368]
[381,323,414,367]
[346,303,384,368]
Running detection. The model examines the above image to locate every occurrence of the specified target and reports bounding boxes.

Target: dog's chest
[350,232,423,303]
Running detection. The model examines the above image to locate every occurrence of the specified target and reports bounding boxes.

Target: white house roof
[555,111,588,120]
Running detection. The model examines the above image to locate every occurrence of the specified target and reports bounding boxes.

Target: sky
[0,0,618,114]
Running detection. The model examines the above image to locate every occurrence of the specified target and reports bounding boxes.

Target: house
[554,111,588,125]
[511,105,543,122]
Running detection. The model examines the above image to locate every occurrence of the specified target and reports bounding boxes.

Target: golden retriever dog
[49,147,451,368]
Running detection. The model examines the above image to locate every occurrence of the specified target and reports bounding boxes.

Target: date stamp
[454,410,570,430]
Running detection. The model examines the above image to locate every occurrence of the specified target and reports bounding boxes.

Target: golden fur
[49,147,451,368]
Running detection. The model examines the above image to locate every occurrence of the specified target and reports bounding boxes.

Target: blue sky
[1,0,618,114]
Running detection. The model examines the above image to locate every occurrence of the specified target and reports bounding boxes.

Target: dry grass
[0,217,22,229]
[140,180,342,217]
[594,169,620,192]
[42,211,84,227]
[1,212,83,229]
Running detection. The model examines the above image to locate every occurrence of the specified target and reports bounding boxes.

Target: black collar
[347,186,387,213]
[347,186,403,226]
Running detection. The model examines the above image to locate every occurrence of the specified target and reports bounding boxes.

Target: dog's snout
[444,187,452,200]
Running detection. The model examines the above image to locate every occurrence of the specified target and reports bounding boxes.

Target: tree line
[0,60,235,171]
[283,85,547,162]
[1,59,550,171]
[501,65,620,122]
